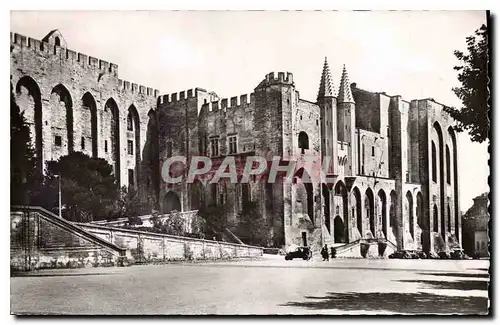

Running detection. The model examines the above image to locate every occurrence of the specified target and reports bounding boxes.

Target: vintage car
[285,247,313,261]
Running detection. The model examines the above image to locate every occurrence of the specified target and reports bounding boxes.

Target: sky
[10,10,489,211]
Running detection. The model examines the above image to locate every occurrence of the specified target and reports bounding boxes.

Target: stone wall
[11,207,263,271]
[11,209,126,271]
[10,31,159,200]
[77,223,263,263]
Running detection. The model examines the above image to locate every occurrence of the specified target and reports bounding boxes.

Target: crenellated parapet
[11,32,120,77]
[157,88,204,105]
[255,71,294,89]
[117,78,160,98]
[201,93,254,114]
[11,32,161,99]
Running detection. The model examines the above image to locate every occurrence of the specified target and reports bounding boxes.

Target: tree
[41,152,120,222]
[10,83,37,205]
[198,204,230,240]
[117,186,151,220]
[445,24,489,143]
[234,201,269,247]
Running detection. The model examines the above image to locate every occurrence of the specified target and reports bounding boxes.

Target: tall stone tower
[337,65,356,176]
[317,58,338,174]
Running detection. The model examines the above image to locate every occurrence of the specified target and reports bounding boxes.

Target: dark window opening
[127,114,133,131]
[81,137,85,150]
[446,145,451,184]
[128,169,135,186]
[210,138,219,157]
[127,140,134,155]
[372,146,375,156]
[167,142,173,158]
[228,136,237,154]
[55,136,62,146]
[105,140,108,153]
[298,131,309,154]
[55,36,61,46]
[432,141,437,182]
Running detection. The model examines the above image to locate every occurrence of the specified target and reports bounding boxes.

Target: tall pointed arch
[81,92,98,157]
[15,76,43,173]
[104,98,120,185]
[50,84,74,155]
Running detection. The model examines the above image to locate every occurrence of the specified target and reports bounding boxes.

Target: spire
[337,64,355,103]
[317,57,335,100]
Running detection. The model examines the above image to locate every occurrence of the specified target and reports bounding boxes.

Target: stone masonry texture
[11,30,461,256]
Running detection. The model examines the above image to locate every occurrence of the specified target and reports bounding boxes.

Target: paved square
[10,256,489,315]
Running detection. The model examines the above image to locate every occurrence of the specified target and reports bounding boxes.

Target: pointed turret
[337,64,355,103]
[317,57,335,100]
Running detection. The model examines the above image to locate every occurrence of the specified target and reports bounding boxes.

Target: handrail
[11,205,126,256]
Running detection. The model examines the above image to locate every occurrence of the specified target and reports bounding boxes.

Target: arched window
[55,36,61,46]
[431,141,437,182]
[298,131,309,154]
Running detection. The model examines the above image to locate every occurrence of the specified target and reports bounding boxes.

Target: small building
[462,192,489,257]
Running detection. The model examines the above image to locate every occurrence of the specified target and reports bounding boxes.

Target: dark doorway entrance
[302,232,307,247]
[334,216,345,243]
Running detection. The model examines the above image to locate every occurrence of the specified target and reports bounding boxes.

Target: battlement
[202,93,254,113]
[11,32,120,76]
[265,71,294,84]
[158,87,210,105]
[117,79,160,97]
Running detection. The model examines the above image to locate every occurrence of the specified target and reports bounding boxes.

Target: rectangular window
[372,146,375,156]
[128,169,134,186]
[167,142,173,158]
[127,140,133,155]
[55,135,62,147]
[81,137,85,150]
[228,136,237,154]
[105,140,108,153]
[210,137,219,157]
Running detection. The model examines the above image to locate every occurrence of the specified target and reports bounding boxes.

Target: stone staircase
[332,238,397,259]
[11,205,127,271]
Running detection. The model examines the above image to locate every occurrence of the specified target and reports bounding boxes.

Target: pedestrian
[321,244,329,261]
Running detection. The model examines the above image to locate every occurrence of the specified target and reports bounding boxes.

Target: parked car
[406,250,420,259]
[438,251,451,259]
[416,251,428,259]
[450,249,469,260]
[388,250,411,259]
[285,247,312,261]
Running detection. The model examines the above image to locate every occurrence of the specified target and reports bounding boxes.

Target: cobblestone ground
[10,256,490,315]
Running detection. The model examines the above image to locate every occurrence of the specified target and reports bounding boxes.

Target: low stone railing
[76,223,263,263]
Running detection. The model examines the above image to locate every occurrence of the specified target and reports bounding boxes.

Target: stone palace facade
[11,30,462,253]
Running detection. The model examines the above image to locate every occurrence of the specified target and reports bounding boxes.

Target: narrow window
[432,141,437,182]
[128,169,135,186]
[446,145,451,184]
[55,136,62,147]
[81,137,85,150]
[127,140,134,155]
[228,136,238,154]
[372,146,375,156]
[55,36,61,46]
[210,137,219,157]
[167,142,173,158]
[362,143,365,174]
[127,113,133,131]
[104,140,108,153]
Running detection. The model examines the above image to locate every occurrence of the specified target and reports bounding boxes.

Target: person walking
[321,244,329,261]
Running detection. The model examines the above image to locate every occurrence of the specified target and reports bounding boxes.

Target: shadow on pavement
[280,292,488,314]
[417,272,490,279]
[398,279,489,291]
